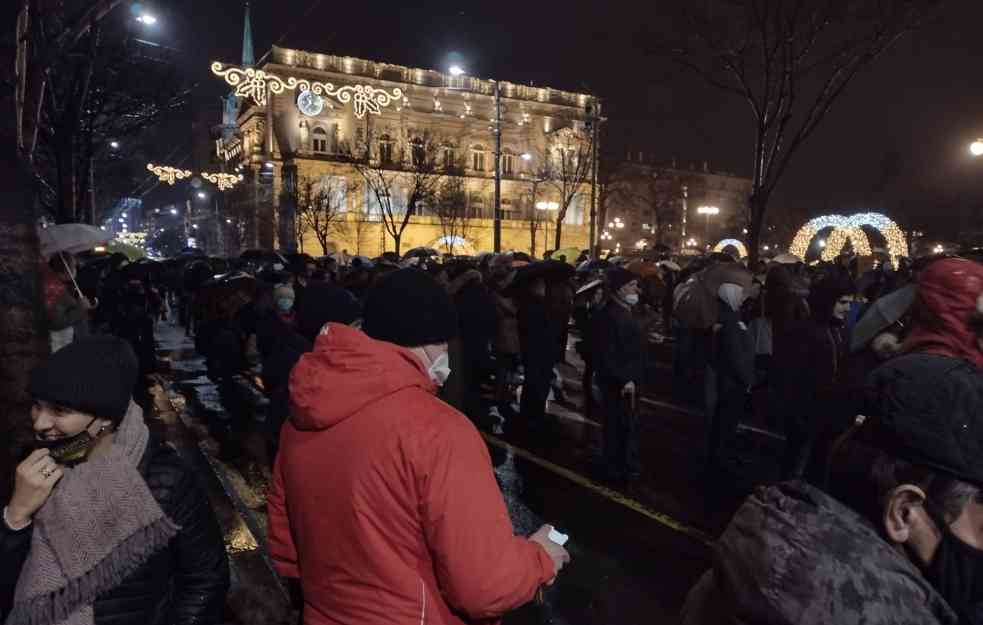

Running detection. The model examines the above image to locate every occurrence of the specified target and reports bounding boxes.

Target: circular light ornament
[297,90,325,117]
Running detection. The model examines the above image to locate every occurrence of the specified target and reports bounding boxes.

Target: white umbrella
[772,252,803,265]
[39,224,108,301]
[39,224,110,258]
[658,260,682,272]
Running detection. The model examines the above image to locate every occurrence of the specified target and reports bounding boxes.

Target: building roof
[264,45,594,111]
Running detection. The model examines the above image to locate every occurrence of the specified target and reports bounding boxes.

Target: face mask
[35,417,101,465]
[276,297,294,312]
[921,503,983,621]
[427,352,452,387]
[623,293,640,306]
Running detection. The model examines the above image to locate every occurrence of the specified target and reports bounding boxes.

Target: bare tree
[432,166,473,256]
[293,175,357,256]
[351,129,445,255]
[541,126,593,250]
[523,174,550,257]
[667,0,940,262]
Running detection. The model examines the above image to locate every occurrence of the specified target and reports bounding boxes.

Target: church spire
[242,1,255,67]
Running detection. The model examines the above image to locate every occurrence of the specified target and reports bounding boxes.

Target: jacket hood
[710,482,957,625]
[905,258,983,370]
[288,323,435,431]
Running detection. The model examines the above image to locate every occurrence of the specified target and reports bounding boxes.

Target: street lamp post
[493,80,502,253]
[697,205,719,248]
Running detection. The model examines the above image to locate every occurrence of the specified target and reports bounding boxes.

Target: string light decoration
[211,62,403,119]
[712,238,748,258]
[201,172,244,191]
[147,163,192,185]
[788,212,908,265]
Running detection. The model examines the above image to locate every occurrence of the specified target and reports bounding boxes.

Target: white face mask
[427,352,452,386]
[623,293,640,306]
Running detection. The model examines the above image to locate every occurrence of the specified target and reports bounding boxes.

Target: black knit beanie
[29,336,138,423]
[297,284,362,343]
[362,268,458,347]
[606,266,637,292]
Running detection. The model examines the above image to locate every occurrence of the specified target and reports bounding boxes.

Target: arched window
[471,145,486,172]
[379,134,394,164]
[312,127,328,154]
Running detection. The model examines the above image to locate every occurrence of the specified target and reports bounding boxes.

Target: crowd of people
[6,241,983,625]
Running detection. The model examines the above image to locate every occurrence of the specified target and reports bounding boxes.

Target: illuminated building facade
[214,44,598,256]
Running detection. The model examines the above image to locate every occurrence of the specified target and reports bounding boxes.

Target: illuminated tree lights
[147,163,192,185]
[712,239,748,258]
[201,172,244,191]
[211,62,403,119]
[788,213,908,265]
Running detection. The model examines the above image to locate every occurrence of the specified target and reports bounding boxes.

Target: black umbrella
[509,260,575,294]
[576,259,609,273]
[403,247,439,259]
[850,284,916,352]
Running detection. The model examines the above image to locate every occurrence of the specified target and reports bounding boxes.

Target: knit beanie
[28,336,138,423]
[606,266,637,292]
[362,268,458,347]
[296,284,362,343]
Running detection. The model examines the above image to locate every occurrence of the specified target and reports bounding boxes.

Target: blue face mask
[277,297,294,312]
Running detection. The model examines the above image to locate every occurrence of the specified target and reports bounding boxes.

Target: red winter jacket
[268,323,554,625]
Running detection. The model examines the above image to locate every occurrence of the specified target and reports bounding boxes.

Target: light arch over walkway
[788,212,908,265]
[712,239,748,258]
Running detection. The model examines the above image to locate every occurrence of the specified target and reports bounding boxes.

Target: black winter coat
[1,435,230,625]
[591,300,646,386]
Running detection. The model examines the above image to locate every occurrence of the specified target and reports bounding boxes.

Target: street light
[818,239,827,248]
[934,244,945,254]
[971,139,983,157]
[170,208,178,215]
[448,65,465,77]
[197,192,207,200]
[520,153,532,161]
[109,140,120,149]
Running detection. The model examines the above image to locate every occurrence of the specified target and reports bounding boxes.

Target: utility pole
[588,97,600,260]
[493,80,502,253]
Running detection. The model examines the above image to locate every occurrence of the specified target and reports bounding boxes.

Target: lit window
[502,150,515,177]
[471,146,486,172]
[312,127,328,154]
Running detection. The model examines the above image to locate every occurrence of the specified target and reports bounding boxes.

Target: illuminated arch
[431,235,477,256]
[712,238,748,258]
[789,212,908,265]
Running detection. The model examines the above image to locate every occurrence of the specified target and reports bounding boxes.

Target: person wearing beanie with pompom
[268,269,570,625]
[1,336,229,625]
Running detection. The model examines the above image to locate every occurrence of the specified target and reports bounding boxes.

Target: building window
[312,127,328,154]
[471,146,486,172]
[411,138,425,167]
[379,134,394,164]
[469,192,486,218]
[502,150,515,177]
[442,146,456,170]
[501,197,517,213]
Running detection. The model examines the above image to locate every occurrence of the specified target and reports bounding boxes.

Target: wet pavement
[151,319,785,624]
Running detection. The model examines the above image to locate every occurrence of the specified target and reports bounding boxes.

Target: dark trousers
[521,356,553,423]
[494,352,518,410]
[600,380,640,480]
[708,388,745,467]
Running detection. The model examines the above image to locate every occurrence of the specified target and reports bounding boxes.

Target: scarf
[6,403,179,625]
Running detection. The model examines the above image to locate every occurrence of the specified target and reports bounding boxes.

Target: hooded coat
[905,258,983,370]
[268,324,554,625]
[681,481,959,625]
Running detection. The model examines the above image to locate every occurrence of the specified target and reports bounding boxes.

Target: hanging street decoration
[147,163,192,185]
[202,172,245,191]
[211,62,403,119]
[788,212,908,266]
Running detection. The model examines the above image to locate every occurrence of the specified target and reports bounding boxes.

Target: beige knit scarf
[6,403,180,625]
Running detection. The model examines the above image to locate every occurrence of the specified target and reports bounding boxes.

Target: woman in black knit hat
[0,336,229,625]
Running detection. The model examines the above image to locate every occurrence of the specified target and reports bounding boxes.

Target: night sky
[116,0,983,239]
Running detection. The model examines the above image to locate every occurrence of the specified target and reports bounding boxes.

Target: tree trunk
[747,192,768,266]
[393,232,401,256]
[553,218,563,251]
[530,224,537,256]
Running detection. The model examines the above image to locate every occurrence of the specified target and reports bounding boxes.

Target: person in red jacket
[268,268,569,625]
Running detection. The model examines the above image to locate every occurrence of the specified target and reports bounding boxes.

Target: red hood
[905,258,983,370]
[288,323,435,431]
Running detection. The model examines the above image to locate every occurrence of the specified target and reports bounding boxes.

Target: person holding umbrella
[591,267,645,485]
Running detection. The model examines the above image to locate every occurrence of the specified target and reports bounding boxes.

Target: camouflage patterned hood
[684,481,959,625]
